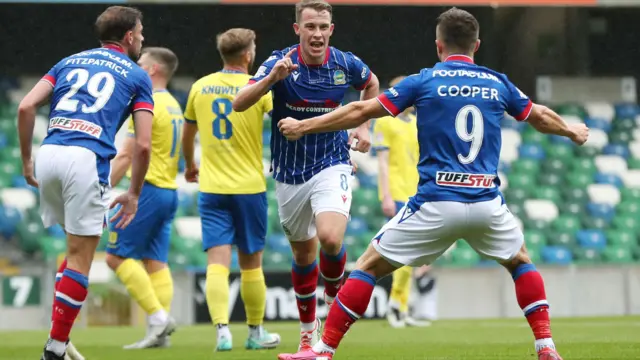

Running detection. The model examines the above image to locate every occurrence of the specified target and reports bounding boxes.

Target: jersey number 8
[55,69,115,114]
[212,98,233,140]
[455,105,484,164]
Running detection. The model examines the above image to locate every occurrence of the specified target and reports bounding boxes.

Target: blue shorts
[199,192,267,255]
[106,182,178,262]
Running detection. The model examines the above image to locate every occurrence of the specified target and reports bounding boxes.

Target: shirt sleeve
[376,74,421,117]
[132,72,154,114]
[346,52,372,91]
[41,60,63,88]
[505,78,533,122]
[372,117,391,151]
[248,50,284,85]
[261,90,274,114]
[184,84,198,124]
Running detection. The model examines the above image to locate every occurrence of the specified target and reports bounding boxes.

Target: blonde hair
[141,47,179,79]
[216,28,256,64]
[295,0,332,23]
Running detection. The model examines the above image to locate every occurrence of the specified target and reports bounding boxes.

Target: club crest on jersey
[435,171,496,188]
[48,117,103,138]
[333,70,346,85]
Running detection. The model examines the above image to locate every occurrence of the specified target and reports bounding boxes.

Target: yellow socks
[115,259,163,316]
[206,264,230,325]
[150,267,174,313]
[240,268,267,326]
[390,266,413,313]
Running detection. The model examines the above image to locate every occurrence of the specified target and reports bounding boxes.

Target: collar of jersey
[444,55,474,64]
[102,44,125,54]
[153,89,168,93]
[220,69,245,74]
[296,44,330,67]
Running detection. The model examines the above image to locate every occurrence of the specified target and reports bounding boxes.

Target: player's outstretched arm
[110,137,135,187]
[279,98,389,140]
[528,104,589,145]
[128,111,153,196]
[182,121,199,182]
[18,81,53,187]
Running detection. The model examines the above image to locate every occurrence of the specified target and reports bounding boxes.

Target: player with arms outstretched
[182,28,281,352]
[107,47,182,349]
[233,0,379,351]
[277,7,588,360]
[17,6,156,360]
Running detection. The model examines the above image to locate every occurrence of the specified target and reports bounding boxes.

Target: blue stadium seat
[230,251,239,271]
[0,133,7,150]
[518,143,545,160]
[178,157,185,173]
[602,144,630,159]
[267,234,290,253]
[0,205,21,239]
[584,118,611,133]
[498,161,510,174]
[346,217,368,236]
[576,230,607,250]
[357,173,378,189]
[501,117,526,131]
[263,130,272,146]
[549,134,574,145]
[614,103,639,119]
[586,202,616,222]
[47,224,66,238]
[177,191,194,212]
[594,172,624,188]
[541,246,573,265]
[11,175,28,189]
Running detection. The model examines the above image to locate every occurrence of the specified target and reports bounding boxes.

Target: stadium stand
[1,76,640,274]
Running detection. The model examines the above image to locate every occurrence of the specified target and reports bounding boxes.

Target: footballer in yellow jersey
[181,28,280,351]
[373,76,433,330]
[106,48,180,349]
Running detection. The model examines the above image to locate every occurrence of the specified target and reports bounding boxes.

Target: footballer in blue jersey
[233,0,379,352]
[277,7,588,360]
[16,6,174,360]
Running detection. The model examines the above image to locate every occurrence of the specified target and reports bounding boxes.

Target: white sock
[148,309,168,326]
[312,340,335,354]
[249,325,263,339]
[301,320,316,332]
[46,338,67,356]
[217,324,232,340]
[535,338,555,352]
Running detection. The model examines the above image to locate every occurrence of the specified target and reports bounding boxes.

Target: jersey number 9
[212,98,233,140]
[455,105,484,164]
[55,69,115,114]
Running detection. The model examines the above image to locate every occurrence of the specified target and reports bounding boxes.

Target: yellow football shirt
[184,70,272,194]
[126,90,183,190]
[372,113,419,202]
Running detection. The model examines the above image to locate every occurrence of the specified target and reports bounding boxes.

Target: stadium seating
[1,84,640,271]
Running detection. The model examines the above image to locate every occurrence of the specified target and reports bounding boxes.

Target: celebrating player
[372,76,431,329]
[182,28,281,352]
[106,47,182,349]
[277,7,589,360]
[233,0,379,351]
[17,6,156,360]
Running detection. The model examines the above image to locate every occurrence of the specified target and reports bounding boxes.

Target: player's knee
[317,229,343,255]
[105,253,125,271]
[238,250,263,270]
[499,244,532,274]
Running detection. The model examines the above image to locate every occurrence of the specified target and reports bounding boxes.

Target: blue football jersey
[376,55,532,208]
[41,44,154,184]
[250,45,372,185]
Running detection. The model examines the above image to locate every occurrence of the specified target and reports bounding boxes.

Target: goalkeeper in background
[373,75,434,328]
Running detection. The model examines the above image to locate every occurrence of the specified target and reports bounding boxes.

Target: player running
[372,76,431,329]
[17,6,157,360]
[182,28,281,352]
[276,7,588,360]
[106,47,181,349]
[233,0,379,351]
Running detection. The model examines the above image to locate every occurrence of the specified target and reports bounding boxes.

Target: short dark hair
[216,28,256,64]
[141,47,179,78]
[95,6,143,43]
[295,0,332,23]
[436,7,479,53]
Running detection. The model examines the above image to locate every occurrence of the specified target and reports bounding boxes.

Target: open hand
[348,125,371,153]
[109,192,139,230]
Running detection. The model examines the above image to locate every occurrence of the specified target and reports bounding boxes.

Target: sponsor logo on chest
[435,171,496,188]
[49,117,103,138]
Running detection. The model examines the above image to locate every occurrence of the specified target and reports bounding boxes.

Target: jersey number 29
[455,105,484,164]
[55,69,115,114]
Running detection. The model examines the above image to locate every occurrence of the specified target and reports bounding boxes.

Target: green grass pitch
[2,317,639,359]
